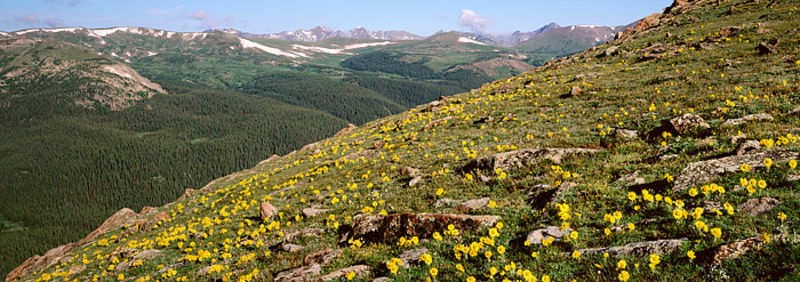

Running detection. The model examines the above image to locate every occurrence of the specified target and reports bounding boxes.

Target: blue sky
[1,0,671,35]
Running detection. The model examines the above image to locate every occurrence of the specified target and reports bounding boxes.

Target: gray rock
[665,114,711,137]
[302,208,330,218]
[274,264,322,282]
[788,175,800,182]
[600,46,619,57]
[660,154,679,161]
[578,239,687,257]
[350,213,500,244]
[723,113,774,126]
[400,167,422,178]
[615,170,646,185]
[463,147,600,173]
[457,197,490,211]
[526,226,573,244]
[398,248,430,268]
[434,198,462,208]
[736,140,761,155]
[739,197,781,216]
[318,265,372,281]
[373,277,392,282]
[526,182,577,210]
[673,150,799,190]
[408,176,423,187]
[575,72,602,80]
[260,202,278,221]
[570,86,581,96]
[730,133,747,145]
[303,248,341,266]
[282,243,305,253]
[615,128,639,139]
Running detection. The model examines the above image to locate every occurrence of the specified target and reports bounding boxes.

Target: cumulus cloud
[187,10,208,20]
[458,9,491,34]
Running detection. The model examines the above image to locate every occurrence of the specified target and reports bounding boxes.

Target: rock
[282,243,305,252]
[260,202,278,221]
[424,116,455,130]
[373,277,391,282]
[302,208,330,218]
[283,228,325,243]
[303,248,341,266]
[614,128,639,139]
[578,239,687,257]
[697,136,717,147]
[598,46,619,58]
[78,208,140,244]
[570,86,581,96]
[350,213,500,244]
[130,212,169,233]
[408,176,423,187]
[457,197,491,211]
[575,72,602,80]
[789,106,800,115]
[473,116,494,124]
[619,13,661,39]
[673,150,799,190]
[526,226,573,244]
[722,113,774,126]
[660,154,679,161]
[397,248,430,268]
[696,236,765,264]
[257,154,281,166]
[462,147,600,173]
[757,41,777,55]
[739,197,781,216]
[274,264,322,282]
[334,124,357,137]
[434,198,462,208]
[116,250,162,271]
[615,170,646,185]
[736,140,761,155]
[318,265,372,281]
[341,149,378,162]
[526,182,577,210]
[300,142,320,152]
[665,0,693,14]
[788,175,800,182]
[6,243,77,282]
[400,167,422,178]
[649,114,711,139]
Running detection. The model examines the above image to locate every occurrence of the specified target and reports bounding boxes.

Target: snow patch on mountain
[458,37,487,45]
[291,44,349,55]
[239,38,307,58]
[343,41,395,49]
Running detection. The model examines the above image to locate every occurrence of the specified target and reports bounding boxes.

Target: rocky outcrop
[260,202,278,221]
[739,197,781,216]
[303,248,341,266]
[318,265,372,281]
[6,243,77,282]
[618,13,662,40]
[736,140,761,155]
[462,147,600,173]
[673,151,799,190]
[722,113,774,126]
[350,213,500,244]
[647,114,711,139]
[526,226,573,244]
[457,197,491,211]
[341,149,379,162]
[274,264,323,282]
[397,248,430,268]
[578,239,687,257]
[696,236,763,265]
[116,249,163,271]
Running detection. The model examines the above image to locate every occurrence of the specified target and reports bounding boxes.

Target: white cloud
[458,9,491,34]
[187,10,208,20]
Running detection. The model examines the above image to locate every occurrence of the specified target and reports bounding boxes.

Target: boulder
[736,140,761,155]
[274,264,322,282]
[282,243,305,253]
[757,41,777,55]
[673,151,799,190]
[78,208,140,244]
[462,147,600,173]
[457,197,491,211]
[424,116,455,130]
[400,167,422,178]
[648,114,711,139]
[527,182,577,210]
[302,208,330,218]
[341,149,379,162]
[260,202,278,221]
[575,72,602,80]
[318,265,372,281]
[598,46,619,58]
[619,13,661,39]
[578,239,687,257]
[722,113,774,126]
[434,198,462,208]
[408,176,424,187]
[526,226,573,244]
[695,236,765,264]
[614,128,639,139]
[739,197,781,216]
[303,248,341,266]
[397,248,430,268]
[350,213,500,244]
[6,243,77,282]
[569,86,581,96]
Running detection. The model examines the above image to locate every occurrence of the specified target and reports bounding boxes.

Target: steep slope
[515,24,618,64]
[13,0,800,281]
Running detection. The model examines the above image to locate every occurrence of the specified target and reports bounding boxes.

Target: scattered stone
[274,264,322,282]
[757,40,778,55]
[615,170,646,185]
[341,149,378,162]
[736,140,761,155]
[397,248,430,268]
[526,182,578,210]
[648,114,711,139]
[302,208,330,218]
[599,46,619,58]
[303,248,341,266]
[673,150,799,190]
[408,176,423,187]
[614,128,639,139]
[457,197,491,211]
[424,116,455,130]
[434,198,462,208]
[788,175,800,182]
[282,228,325,243]
[569,86,581,96]
[739,197,781,216]
[282,243,305,253]
[350,213,500,244]
[660,154,679,161]
[462,147,600,173]
[400,167,422,178]
[260,202,278,221]
[722,113,774,126]
[695,236,765,264]
[578,239,687,257]
[373,277,391,282]
[526,226,573,244]
[575,72,602,80]
[318,265,372,281]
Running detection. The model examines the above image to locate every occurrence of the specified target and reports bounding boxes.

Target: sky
[1,0,672,36]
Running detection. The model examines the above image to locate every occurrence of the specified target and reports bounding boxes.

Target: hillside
[515,25,617,65]
[9,0,800,280]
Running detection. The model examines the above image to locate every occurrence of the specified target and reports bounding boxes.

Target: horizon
[2,0,671,37]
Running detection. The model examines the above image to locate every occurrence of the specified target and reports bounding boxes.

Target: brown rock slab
[462,147,600,173]
[457,197,490,211]
[318,265,372,281]
[578,239,687,257]
[303,248,341,266]
[350,213,500,244]
[739,197,781,216]
[274,264,323,282]
[260,202,278,221]
[696,236,764,265]
[526,226,573,244]
[736,140,761,155]
[673,151,799,190]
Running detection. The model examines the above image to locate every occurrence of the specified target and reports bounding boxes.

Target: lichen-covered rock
[695,236,765,265]
[350,213,500,243]
[722,113,774,126]
[648,113,711,139]
[526,226,573,244]
[274,264,322,282]
[318,265,372,281]
[578,239,687,257]
[457,197,491,211]
[736,140,761,155]
[303,248,341,266]
[526,182,577,210]
[673,150,799,190]
[397,248,430,268]
[462,147,600,173]
[739,197,781,216]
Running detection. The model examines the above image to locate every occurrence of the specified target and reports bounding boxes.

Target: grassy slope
[15,1,800,280]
